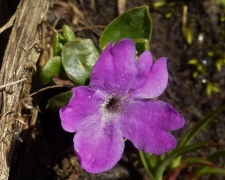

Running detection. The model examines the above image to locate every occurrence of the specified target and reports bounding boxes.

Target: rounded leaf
[63,25,76,42]
[46,91,72,109]
[40,56,63,84]
[53,33,67,56]
[100,6,152,49]
[62,39,99,85]
[134,38,150,56]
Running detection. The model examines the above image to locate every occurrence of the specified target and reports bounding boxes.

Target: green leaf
[206,82,220,95]
[62,39,99,85]
[52,26,76,56]
[153,1,165,9]
[184,27,192,44]
[154,142,221,180]
[40,56,63,84]
[139,151,158,179]
[180,157,214,167]
[53,33,67,56]
[206,149,225,162]
[46,91,72,109]
[100,6,152,51]
[63,25,76,42]
[178,104,225,149]
[134,38,150,56]
[194,166,225,177]
[193,150,225,177]
[165,157,214,180]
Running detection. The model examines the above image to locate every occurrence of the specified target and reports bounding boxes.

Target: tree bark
[0,0,49,179]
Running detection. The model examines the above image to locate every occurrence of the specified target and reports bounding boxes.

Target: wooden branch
[0,0,49,179]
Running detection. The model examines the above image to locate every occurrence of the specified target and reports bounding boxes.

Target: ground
[1,0,224,179]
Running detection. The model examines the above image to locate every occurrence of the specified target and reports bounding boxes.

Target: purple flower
[59,38,185,173]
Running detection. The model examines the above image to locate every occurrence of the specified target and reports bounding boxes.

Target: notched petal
[132,57,168,99]
[137,51,153,75]
[74,122,124,173]
[131,51,153,90]
[90,38,137,95]
[120,100,184,154]
[59,86,105,132]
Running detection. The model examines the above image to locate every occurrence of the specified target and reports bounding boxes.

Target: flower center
[105,96,121,114]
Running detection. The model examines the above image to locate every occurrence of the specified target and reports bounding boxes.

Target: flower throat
[105,96,121,114]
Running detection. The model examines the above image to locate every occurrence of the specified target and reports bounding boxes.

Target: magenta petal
[90,39,137,95]
[132,57,168,99]
[59,86,106,132]
[120,100,184,154]
[137,51,153,75]
[74,121,124,173]
[131,51,153,90]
